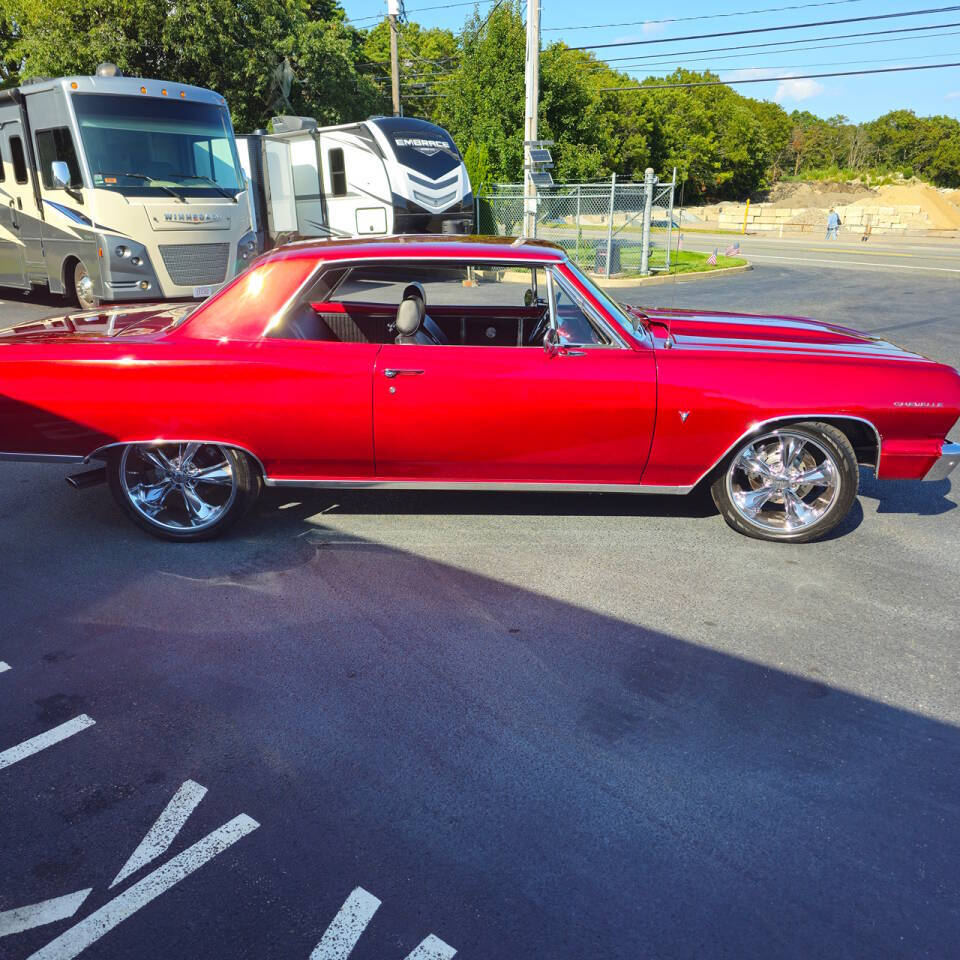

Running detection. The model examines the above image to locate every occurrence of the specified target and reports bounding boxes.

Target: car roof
[263,234,568,265]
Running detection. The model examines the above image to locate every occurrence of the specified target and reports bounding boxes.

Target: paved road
[1,263,959,960]
[676,230,960,276]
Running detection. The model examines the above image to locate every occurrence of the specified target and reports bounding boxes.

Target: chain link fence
[475,171,677,278]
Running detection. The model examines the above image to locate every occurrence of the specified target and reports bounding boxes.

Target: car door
[0,122,28,289]
[373,262,657,485]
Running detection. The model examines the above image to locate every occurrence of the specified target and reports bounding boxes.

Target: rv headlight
[115,245,130,258]
[237,233,258,261]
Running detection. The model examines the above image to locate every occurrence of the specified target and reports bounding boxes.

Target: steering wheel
[526,301,551,345]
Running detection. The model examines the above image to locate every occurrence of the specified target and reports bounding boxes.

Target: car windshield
[562,260,643,337]
[71,93,242,194]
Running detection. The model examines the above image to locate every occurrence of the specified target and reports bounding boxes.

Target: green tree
[8,0,380,131]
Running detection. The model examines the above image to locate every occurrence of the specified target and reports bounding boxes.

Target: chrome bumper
[924,442,960,481]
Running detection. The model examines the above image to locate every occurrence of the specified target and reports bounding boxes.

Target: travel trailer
[237,115,474,249]
[0,65,256,310]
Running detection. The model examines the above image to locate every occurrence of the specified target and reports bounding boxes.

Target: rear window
[10,136,28,183]
[329,148,347,197]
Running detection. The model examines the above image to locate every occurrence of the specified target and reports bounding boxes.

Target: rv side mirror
[51,161,71,189]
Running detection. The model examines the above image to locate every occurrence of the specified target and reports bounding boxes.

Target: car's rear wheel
[711,422,858,543]
[107,442,260,541]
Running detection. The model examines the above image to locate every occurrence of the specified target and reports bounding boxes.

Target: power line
[599,59,960,90]
[615,50,960,73]
[544,0,869,33]
[589,19,960,64]
[571,4,960,51]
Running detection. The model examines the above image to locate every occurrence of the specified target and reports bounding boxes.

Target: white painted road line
[110,779,208,888]
[744,253,960,273]
[0,715,95,771]
[310,887,382,960]
[0,890,92,938]
[0,661,10,673]
[404,934,457,960]
[27,813,259,960]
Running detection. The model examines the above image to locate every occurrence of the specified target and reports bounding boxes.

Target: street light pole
[388,0,402,117]
[523,0,540,237]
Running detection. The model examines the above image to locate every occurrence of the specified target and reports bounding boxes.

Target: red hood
[0,303,194,344]
[633,306,925,362]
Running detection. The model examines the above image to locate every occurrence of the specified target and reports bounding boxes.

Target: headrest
[395,298,423,337]
[402,282,426,304]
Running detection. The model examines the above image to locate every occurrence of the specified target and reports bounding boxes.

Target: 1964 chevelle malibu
[1,236,958,542]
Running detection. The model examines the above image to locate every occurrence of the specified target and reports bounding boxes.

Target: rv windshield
[71,93,243,195]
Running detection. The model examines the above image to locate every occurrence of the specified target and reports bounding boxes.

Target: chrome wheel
[725,430,840,534]
[119,443,238,533]
[74,261,97,310]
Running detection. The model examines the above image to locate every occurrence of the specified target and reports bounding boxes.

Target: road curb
[585,262,753,287]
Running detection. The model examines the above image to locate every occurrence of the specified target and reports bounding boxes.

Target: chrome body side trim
[692,414,883,487]
[0,452,87,464]
[84,440,268,479]
[262,478,692,495]
[923,442,960,482]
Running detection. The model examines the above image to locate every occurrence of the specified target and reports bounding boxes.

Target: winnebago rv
[237,115,473,249]
[0,65,257,310]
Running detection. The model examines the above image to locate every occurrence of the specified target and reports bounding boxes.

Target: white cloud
[720,68,824,103]
[774,77,825,103]
[945,90,960,100]
[641,21,667,35]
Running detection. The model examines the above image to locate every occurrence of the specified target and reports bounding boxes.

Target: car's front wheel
[711,422,859,543]
[107,442,261,541]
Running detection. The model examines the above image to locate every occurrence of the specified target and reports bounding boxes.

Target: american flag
[706,248,718,265]
[725,241,741,257]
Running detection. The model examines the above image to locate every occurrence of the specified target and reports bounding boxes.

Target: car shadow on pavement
[859,470,956,516]
[2,469,960,960]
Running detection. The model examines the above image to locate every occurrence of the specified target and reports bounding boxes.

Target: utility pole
[523,0,540,237]
[388,0,402,117]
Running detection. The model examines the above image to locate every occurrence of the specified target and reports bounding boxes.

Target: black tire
[107,443,261,541]
[710,421,859,543]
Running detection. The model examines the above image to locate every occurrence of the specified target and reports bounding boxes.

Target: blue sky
[341,0,960,121]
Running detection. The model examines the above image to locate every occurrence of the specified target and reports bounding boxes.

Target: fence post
[575,185,582,265]
[605,173,616,279]
[640,166,655,276]
[664,167,676,273]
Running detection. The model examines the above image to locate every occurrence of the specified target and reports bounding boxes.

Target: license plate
[193,285,214,299]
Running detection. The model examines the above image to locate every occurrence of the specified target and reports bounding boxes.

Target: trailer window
[10,137,28,184]
[329,148,347,196]
[36,128,82,188]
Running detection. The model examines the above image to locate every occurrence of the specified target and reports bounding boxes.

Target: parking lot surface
[1,261,959,959]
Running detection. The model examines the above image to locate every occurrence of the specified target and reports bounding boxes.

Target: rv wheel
[72,260,99,311]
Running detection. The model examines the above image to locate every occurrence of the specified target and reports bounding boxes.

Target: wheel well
[61,255,79,293]
[696,415,880,490]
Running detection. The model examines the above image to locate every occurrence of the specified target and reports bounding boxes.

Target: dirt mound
[763,180,876,208]
[862,183,960,229]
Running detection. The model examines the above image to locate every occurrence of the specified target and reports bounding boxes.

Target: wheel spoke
[181,483,216,524]
[795,459,835,488]
[142,448,173,472]
[180,442,202,467]
[131,480,173,516]
[193,461,233,486]
[780,434,805,472]
[733,484,777,517]
[739,445,775,479]
[783,489,818,528]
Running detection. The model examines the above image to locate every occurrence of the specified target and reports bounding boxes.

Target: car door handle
[383,368,425,378]
[561,348,586,357]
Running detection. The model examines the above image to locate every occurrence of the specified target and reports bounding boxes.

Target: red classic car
[1,236,958,542]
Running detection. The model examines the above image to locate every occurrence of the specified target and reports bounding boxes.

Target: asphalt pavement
[1,260,959,960]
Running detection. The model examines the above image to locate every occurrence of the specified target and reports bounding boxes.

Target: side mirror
[50,161,71,189]
[543,326,560,357]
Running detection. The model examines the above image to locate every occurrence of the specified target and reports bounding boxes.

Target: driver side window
[550,272,612,346]
[270,260,551,345]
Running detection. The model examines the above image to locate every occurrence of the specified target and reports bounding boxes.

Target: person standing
[825,208,841,240]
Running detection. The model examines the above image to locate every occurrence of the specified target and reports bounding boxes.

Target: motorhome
[0,65,257,310]
[237,115,473,249]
